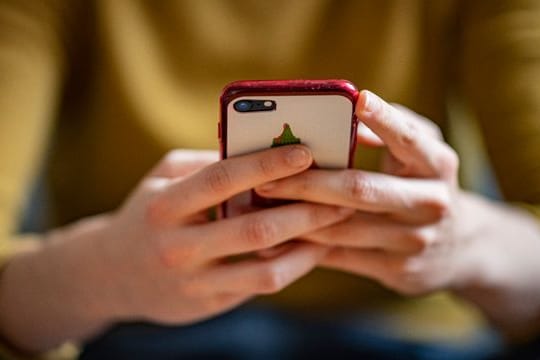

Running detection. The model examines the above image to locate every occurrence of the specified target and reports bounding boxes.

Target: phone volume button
[217,122,221,139]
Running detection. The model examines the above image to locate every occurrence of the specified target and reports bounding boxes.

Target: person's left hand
[255,90,464,296]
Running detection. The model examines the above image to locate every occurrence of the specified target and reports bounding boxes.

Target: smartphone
[219,79,359,217]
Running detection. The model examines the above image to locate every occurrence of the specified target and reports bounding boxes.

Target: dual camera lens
[233,100,276,113]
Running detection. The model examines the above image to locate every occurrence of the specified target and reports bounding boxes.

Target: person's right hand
[96,146,353,325]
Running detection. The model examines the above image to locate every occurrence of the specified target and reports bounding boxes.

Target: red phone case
[219,79,359,217]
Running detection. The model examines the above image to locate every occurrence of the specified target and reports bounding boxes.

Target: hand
[255,90,461,296]
[0,146,355,352]
[98,146,353,324]
[251,91,540,339]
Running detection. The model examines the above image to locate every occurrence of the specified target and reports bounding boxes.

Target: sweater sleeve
[0,0,65,261]
[0,1,72,358]
[461,0,540,212]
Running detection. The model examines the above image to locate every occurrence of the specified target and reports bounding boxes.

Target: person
[1,0,540,358]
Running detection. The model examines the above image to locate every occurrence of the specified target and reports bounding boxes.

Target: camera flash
[264,101,273,107]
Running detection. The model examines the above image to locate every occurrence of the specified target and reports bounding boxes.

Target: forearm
[0,215,119,353]
[453,192,540,341]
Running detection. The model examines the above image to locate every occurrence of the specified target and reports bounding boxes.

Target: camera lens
[234,100,252,112]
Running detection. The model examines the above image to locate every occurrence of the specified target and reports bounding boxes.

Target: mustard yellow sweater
[2,0,540,358]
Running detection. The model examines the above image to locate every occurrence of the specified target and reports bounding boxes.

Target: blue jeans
[80,303,502,360]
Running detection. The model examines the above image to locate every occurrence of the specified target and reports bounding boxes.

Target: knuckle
[427,122,443,140]
[440,147,460,178]
[242,216,277,248]
[399,121,418,147]
[152,233,196,268]
[381,104,420,146]
[160,245,196,268]
[151,150,187,178]
[164,149,184,162]
[152,236,177,268]
[405,228,435,253]
[141,177,170,193]
[175,246,197,267]
[161,150,183,169]
[258,264,287,293]
[398,105,443,141]
[422,188,452,221]
[144,194,169,227]
[405,230,428,252]
[344,171,373,203]
[204,163,232,193]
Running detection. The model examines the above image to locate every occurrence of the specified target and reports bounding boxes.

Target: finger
[320,248,410,292]
[302,212,433,253]
[193,242,328,295]
[148,150,219,178]
[356,122,384,147]
[255,169,451,223]
[175,203,353,261]
[391,104,443,141]
[150,145,313,223]
[256,242,296,259]
[356,90,458,180]
[357,103,443,163]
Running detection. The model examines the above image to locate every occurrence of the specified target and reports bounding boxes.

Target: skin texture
[2,90,540,352]
[0,146,354,352]
[256,90,540,340]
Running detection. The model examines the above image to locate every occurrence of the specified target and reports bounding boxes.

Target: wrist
[451,192,540,340]
[0,214,122,351]
[56,213,130,324]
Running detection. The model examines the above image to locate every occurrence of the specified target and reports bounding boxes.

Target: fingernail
[286,147,310,167]
[257,181,277,192]
[362,91,380,114]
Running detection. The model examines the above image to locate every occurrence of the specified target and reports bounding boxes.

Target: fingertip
[356,90,372,115]
[284,145,313,168]
[254,181,277,194]
[356,90,383,118]
[289,144,312,156]
[356,90,370,112]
